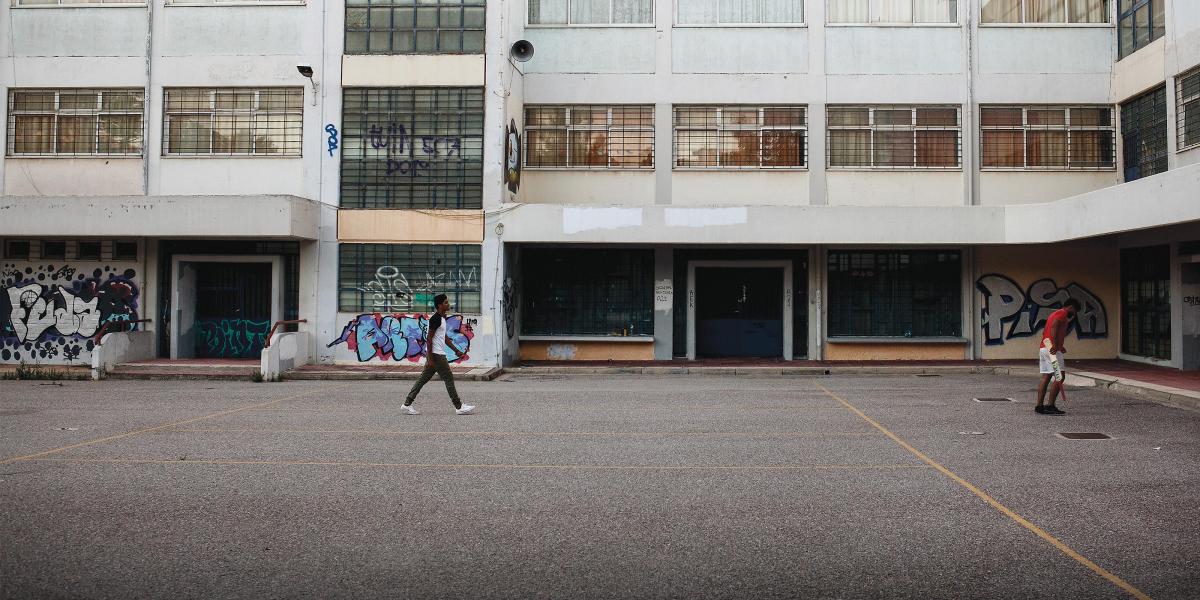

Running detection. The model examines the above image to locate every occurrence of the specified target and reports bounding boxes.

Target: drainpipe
[143,0,154,195]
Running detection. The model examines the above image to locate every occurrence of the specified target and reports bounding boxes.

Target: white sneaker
[400,405,420,415]
[455,404,475,415]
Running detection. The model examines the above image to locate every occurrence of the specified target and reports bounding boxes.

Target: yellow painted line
[813,382,1152,600]
[28,457,932,472]
[0,385,347,466]
[163,428,880,437]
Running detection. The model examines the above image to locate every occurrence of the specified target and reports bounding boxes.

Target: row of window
[529,0,1113,25]
[524,104,1121,170]
[3,239,139,262]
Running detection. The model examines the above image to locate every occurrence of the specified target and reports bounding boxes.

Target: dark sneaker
[1044,406,1066,415]
[1034,406,1048,414]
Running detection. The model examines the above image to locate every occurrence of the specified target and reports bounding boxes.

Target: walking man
[1036,298,1081,415]
[401,294,475,415]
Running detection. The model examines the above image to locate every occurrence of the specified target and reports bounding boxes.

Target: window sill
[825,22,959,27]
[166,1,305,5]
[978,23,1112,28]
[11,3,146,7]
[673,23,806,28]
[161,154,304,159]
[980,167,1118,172]
[826,337,968,344]
[525,23,654,29]
[673,167,808,172]
[826,167,963,172]
[6,154,145,159]
[523,166,655,171]
[520,335,654,343]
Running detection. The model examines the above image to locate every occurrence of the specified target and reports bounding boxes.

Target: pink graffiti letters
[327,313,473,363]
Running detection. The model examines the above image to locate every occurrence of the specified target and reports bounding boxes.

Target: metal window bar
[528,0,653,25]
[13,0,143,5]
[828,0,957,24]
[678,0,805,25]
[7,89,144,157]
[340,88,484,209]
[979,105,1115,170]
[1176,67,1200,151]
[826,250,962,338]
[523,105,655,169]
[345,0,486,55]
[826,105,961,169]
[672,106,807,169]
[162,88,303,157]
[519,248,654,336]
[338,243,483,313]
[1120,245,1171,359]
[1120,86,1168,182]
[981,0,1108,24]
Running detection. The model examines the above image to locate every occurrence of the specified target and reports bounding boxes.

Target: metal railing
[263,319,308,349]
[93,319,152,346]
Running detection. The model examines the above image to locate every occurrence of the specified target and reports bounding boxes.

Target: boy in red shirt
[1036,298,1081,415]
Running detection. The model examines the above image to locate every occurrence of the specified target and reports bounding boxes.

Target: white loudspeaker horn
[510,40,535,62]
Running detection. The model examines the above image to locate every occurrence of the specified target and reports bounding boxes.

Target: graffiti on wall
[976,274,1107,345]
[505,119,521,194]
[357,266,477,313]
[1,264,139,362]
[196,318,271,359]
[327,313,474,363]
[366,122,464,178]
[501,277,516,339]
[325,124,340,157]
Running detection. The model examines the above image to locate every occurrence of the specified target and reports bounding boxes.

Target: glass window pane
[528,107,567,126]
[1027,130,1068,166]
[214,91,254,111]
[916,130,957,166]
[59,93,98,110]
[213,115,252,153]
[980,0,1019,22]
[1028,0,1065,22]
[11,91,55,112]
[677,0,720,23]
[829,129,871,166]
[764,107,804,126]
[719,130,760,166]
[526,129,567,166]
[609,130,653,167]
[981,107,1022,127]
[1028,109,1066,126]
[1069,0,1108,23]
[981,130,1023,167]
[12,115,55,153]
[873,130,914,166]
[675,107,717,127]
[254,113,302,155]
[569,130,608,166]
[1069,130,1114,167]
[872,0,912,23]
[529,0,568,24]
[166,89,210,112]
[721,108,759,126]
[102,91,144,111]
[98,114,143,154]
[828,0,869,22]
[613,0,652,23]
[612,106,653,126]
[762,130,804,166]
[916,107,957,126]
[914,0,956,23]
[875,109,912,126]
[828,107,869,126]
[570,108,608,125]
[1070,107,1110,126]
[676,130,718,167]
[56,115,98,154]
[571,0,610,24]
[168,115,213,153]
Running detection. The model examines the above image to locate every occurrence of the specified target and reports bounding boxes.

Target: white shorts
[1038,347,1065,375]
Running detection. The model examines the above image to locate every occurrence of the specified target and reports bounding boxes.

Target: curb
[282,366,502,382]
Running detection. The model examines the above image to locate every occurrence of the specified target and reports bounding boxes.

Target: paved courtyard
[1,374,1197,599]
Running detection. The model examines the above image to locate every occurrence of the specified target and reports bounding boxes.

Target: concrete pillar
[653,246,673,360]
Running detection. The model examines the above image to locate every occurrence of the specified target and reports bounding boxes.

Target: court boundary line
[0,385,347,466]
[162,428,881,437]
[813,381,1152,600]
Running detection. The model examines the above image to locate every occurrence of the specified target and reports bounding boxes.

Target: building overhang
[0,194,322,240]
[494,164,1200,246]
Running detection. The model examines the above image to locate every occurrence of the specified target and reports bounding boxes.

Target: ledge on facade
[519,335,654,343]
[0,194,322,240]
[825,337,969,344]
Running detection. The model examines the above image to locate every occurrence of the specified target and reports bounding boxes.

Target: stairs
[103,360,260,381]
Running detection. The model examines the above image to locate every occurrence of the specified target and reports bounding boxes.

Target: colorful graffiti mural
[976,274,1107,345]
[1,263,139,363]
[196,318,271,359]
[327,313,473,363]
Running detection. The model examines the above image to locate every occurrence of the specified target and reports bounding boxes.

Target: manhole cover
[1057,432,1112,440]
[973,397,1013,402]
[916,374,941,377]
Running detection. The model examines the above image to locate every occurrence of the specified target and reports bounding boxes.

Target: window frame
[979,0,1112,27]
[7,88,146,158]
[1176,66,1200,153]
[345,0,486,55]
[11,0,146,7]
[825,0,960,26]
[674,0,805,27]
[523,105,655,170]
[337,243,483,314]
[163,0,304,6]
[527,0,656,27]
[1117,0,1163,59]
[672,105,808,170]
[979,105,1117,171]
[826,249,963,339]
[826,104,963,170]
[161,87,304,158]
[1120,85,1168,182]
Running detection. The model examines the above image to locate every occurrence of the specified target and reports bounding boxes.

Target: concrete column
[653,246,673,360]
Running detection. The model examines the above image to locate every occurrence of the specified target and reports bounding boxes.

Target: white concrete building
[1,0,1198,372]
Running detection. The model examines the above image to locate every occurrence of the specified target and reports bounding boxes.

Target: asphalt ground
[1,374,1197,599]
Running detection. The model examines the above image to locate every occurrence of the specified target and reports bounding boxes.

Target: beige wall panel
[519,340,654,361]
[975,241,1120,360]
[338,210,483,243]
[825,344,966,361]
[342,55,485,87]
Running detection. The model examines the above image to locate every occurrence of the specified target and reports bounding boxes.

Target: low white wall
[260,331,310,381]
[91,331,155,379]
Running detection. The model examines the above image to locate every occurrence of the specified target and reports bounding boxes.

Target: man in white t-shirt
[401,294,475,415]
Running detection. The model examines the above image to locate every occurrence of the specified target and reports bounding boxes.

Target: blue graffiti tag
[325,124,339,157]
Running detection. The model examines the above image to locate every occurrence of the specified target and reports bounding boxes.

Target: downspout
[964,0,980,360]
[143,0,154,195]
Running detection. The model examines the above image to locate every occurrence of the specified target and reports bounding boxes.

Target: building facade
[2,0,1199,371]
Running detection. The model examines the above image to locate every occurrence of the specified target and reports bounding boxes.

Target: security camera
[297,65,314,78]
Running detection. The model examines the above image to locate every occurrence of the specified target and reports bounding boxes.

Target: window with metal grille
[12,0,141,5]
[162,88,303,156]
[980,0,1108,24]
[7,89,144,157]
[1121,245,1170,359]
[678,0,803,24]
[346,0,485,54]
[524,105,654,169]
[828,0,957,23]
[338,244,482,313]
[1120,85,1167,182]
[827,250,962,337]
[827,105,960,169]
[520,248,654,336]
[980,106,1115,170]
[1177,66,1200,152]
[341,88,483,209]
[529,0,653,24]
[673,106,806,169]
[78,242,102,261]
[1117,0,1164,59]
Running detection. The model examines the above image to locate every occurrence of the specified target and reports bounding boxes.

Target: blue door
[696,267,783,358]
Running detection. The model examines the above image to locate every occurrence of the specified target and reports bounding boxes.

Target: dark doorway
[695,267,783,358]
[194,263,272,359]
